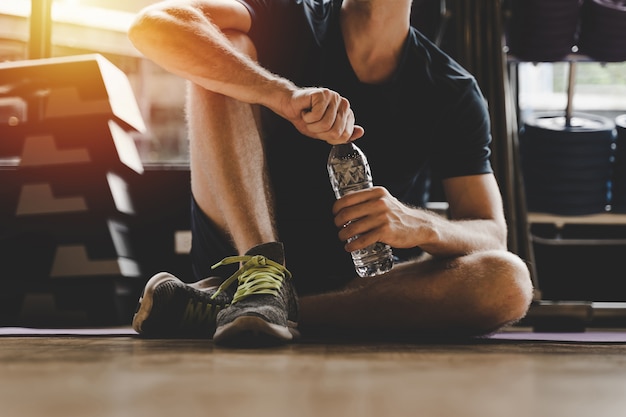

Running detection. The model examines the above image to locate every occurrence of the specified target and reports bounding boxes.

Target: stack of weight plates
[520,112,616,215]
[506,0,582,62]
[0,54,146,325]
[578,0,626,62]
[612,115,626,212]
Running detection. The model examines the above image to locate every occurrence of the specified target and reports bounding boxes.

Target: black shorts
[190,196,239,282]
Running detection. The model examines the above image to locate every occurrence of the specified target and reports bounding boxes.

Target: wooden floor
[1,330,626,417]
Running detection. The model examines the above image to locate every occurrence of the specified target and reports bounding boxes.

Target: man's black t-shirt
[229,0,493,294]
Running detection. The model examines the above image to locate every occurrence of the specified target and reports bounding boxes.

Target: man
[129,0,533,346]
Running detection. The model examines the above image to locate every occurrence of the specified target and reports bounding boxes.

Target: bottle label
[329,160,372,198]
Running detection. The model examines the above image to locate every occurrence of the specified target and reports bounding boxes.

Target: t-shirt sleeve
[431,78,494,180]
[232,0,270,43]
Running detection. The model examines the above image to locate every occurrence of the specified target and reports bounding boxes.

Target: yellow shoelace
[210,255,292,304]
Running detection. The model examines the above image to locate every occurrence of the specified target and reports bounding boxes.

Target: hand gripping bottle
[327,142,394,277]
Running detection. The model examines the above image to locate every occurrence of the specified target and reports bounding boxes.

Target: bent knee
[467,250,534,333]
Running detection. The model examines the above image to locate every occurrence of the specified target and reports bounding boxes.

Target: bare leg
[299,250,534,337]
[187,31,275,255]
[188,84,275,254]
[187,68,299,345]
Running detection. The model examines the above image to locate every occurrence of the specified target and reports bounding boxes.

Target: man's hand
[279,87,365,144]
[332,186,435,252]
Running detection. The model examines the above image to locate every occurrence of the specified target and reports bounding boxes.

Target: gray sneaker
[132,272,231,338]
[210,242,299,346]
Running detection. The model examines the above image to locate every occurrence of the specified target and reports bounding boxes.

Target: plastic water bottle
[327,142,393,277]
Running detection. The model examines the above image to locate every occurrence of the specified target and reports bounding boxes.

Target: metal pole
[28,0,53,59]
[565,60,576,127]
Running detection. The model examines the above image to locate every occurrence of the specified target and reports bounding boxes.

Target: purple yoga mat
[0,327,138,336]
[489,331,626,343]
[1,327,626,343]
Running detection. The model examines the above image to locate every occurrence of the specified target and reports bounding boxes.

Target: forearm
[414,209,508,257]
[333,186,508,256]
[128,3,295,113]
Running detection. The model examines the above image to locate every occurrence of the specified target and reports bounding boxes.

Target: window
[0,0,189,164]
[518,61,626,122]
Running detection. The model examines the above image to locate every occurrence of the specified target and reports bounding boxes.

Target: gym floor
[1,328,626,417]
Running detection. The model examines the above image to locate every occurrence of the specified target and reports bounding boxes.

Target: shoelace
[210,255,292,304]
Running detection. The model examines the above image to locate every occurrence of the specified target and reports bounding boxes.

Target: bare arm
[332,174,508,257]
[128,0,363,143]
[129,0,284,109]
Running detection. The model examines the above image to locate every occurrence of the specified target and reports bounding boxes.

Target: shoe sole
[131,272,178,334]
[213,316,300,347]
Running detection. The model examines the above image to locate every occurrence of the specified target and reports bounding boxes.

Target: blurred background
[1,0,189,164]
[2,0,625,165]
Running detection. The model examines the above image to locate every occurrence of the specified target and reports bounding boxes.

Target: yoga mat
[489,330,626,343]
[1,326,625,343]
[0,326,138,336]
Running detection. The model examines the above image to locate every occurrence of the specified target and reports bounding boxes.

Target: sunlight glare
[57,0,81,6]
[52,1,135,32]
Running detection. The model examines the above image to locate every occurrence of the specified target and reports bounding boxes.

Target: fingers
[332,187,387,219]
[339,216,385,250]
[332,188,390,250]
[295,88,364,144]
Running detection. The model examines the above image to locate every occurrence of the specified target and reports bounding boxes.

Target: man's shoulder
[407,27,480,97]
